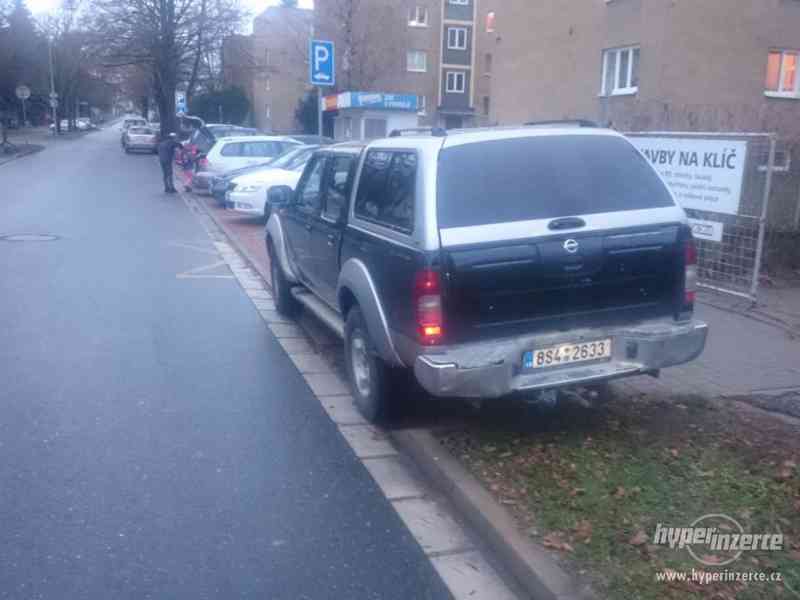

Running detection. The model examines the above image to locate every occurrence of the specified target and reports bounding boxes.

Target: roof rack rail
[524,119,599,128]
[388,127,447,138]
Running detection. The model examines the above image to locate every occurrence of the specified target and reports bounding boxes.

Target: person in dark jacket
[157,133,183,193]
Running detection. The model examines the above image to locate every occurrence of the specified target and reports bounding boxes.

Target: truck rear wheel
[345,307,393,423]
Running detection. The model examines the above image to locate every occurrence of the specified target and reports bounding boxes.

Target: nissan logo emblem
[563,239,580,254]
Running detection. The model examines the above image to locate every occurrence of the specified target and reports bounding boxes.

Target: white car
[193,135,300,195]
[227,146,316,217]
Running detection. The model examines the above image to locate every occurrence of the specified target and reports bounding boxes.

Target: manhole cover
[0,233,60,242]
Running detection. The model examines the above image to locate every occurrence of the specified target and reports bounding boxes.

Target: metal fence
[626,131,776,302]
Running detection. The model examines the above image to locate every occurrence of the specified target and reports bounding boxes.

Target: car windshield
[269,146,317,170]
[437,135,675,229]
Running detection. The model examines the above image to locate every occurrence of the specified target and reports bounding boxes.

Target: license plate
[523,339,612,370]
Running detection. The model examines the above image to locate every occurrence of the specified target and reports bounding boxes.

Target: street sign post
[15,85,31,130]
[309,40,335,137]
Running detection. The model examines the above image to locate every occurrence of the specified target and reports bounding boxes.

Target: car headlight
[237,184,263,193]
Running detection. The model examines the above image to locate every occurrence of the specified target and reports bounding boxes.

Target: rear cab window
[354,149,417,234]
[220,143,243,157]
[436,134,674,230]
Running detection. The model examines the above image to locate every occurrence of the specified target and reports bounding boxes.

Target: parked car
[283,134,335,146]
[192,135,301,194]
[227,145,318,217]
[76,118,96,131]
[184,124,259,159]
[210,145,316,206]
[265,125,708,422]
[122,126,159,153]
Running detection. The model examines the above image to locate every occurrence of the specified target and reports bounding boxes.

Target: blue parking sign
[310,40,335,87]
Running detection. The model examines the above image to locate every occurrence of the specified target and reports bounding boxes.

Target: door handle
[305,223,313,232]
[327,233,337,246]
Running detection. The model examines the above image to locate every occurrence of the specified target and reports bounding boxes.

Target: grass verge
[438,391,800,599]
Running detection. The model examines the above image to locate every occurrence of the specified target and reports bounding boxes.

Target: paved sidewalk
[618,298,800,400]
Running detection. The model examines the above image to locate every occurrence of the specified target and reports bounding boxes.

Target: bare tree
[315,0,401,91]
[89,0,244,135]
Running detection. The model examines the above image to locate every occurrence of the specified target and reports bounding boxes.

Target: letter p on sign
[310,40,335,87]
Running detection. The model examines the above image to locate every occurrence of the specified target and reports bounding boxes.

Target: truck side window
[295,156,326,215]
[322,155,354,222]
[354,150,416,234]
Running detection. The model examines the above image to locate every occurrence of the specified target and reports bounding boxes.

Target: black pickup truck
[265,125,708,422]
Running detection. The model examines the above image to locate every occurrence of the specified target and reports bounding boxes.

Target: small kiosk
[323,92,420,141]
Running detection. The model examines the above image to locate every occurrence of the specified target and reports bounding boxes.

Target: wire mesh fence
[627,131,776,302]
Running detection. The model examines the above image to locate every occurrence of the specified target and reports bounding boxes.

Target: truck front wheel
[268,241,299,316]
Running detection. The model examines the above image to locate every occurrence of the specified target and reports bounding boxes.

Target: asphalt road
[0,126,452,600]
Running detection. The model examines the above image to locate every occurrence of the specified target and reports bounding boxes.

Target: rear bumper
[413,319,708,399]
[125,143,157,152]
[192,172,213,192]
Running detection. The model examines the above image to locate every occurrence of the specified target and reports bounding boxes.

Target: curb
[0,144,45,168]
[391,428,597,600]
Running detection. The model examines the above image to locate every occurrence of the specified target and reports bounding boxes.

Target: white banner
[630,137,747,216]
[688,218,724,243]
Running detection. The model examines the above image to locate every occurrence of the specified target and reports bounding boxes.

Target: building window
[407,50,428,72]
[446,70,466,93]
[482,95,490,115]
[418,95,427,116]
[265,77,271,91]
[447,27,468,51]
[263,49,269,66]
[486,11,495,33]
[448,0,469,4]
[265,104,271,119]
[408,6,428,27]
[601,46,639,96]
[484,52,493,74]
[766,50,799,98]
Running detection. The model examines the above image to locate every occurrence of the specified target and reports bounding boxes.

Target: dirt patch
[437,388,800,599]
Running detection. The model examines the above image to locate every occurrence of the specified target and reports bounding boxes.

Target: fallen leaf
[574,520,593,542]
[613,486,626,499]
[629,530,648,546]
[542,533,574,552]
[569,487,586,497]
[669,448,680,458]
[776,468,793,482]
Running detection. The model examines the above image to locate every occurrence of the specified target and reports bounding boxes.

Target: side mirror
[268,185,293,208]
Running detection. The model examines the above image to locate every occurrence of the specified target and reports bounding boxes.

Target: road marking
[166,241,219,256]
[176,260,234,280]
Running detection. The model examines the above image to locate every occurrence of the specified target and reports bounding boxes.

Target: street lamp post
[48,37,57,135]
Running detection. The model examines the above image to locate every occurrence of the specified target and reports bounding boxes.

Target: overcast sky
[27,0,313,24]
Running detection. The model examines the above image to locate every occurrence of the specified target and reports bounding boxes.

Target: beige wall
[484,0,800,138]
[251,7,312,133]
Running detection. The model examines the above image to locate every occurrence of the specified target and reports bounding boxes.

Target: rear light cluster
[414,269,443,345]
[684,236,698,307]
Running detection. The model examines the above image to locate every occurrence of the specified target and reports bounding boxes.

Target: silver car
[123,126,159,154]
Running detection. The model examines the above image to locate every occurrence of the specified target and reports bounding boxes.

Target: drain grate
[0,233,60,242]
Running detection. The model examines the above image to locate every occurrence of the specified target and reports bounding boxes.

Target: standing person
[157,132,183,193]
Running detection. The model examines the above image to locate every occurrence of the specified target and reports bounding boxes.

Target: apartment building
[223,5,312,133]
[477,0,800,139]
[315,0,484,131]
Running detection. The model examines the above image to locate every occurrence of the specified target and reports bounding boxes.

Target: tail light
[414,269,443,345]
[684,236,698,307]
